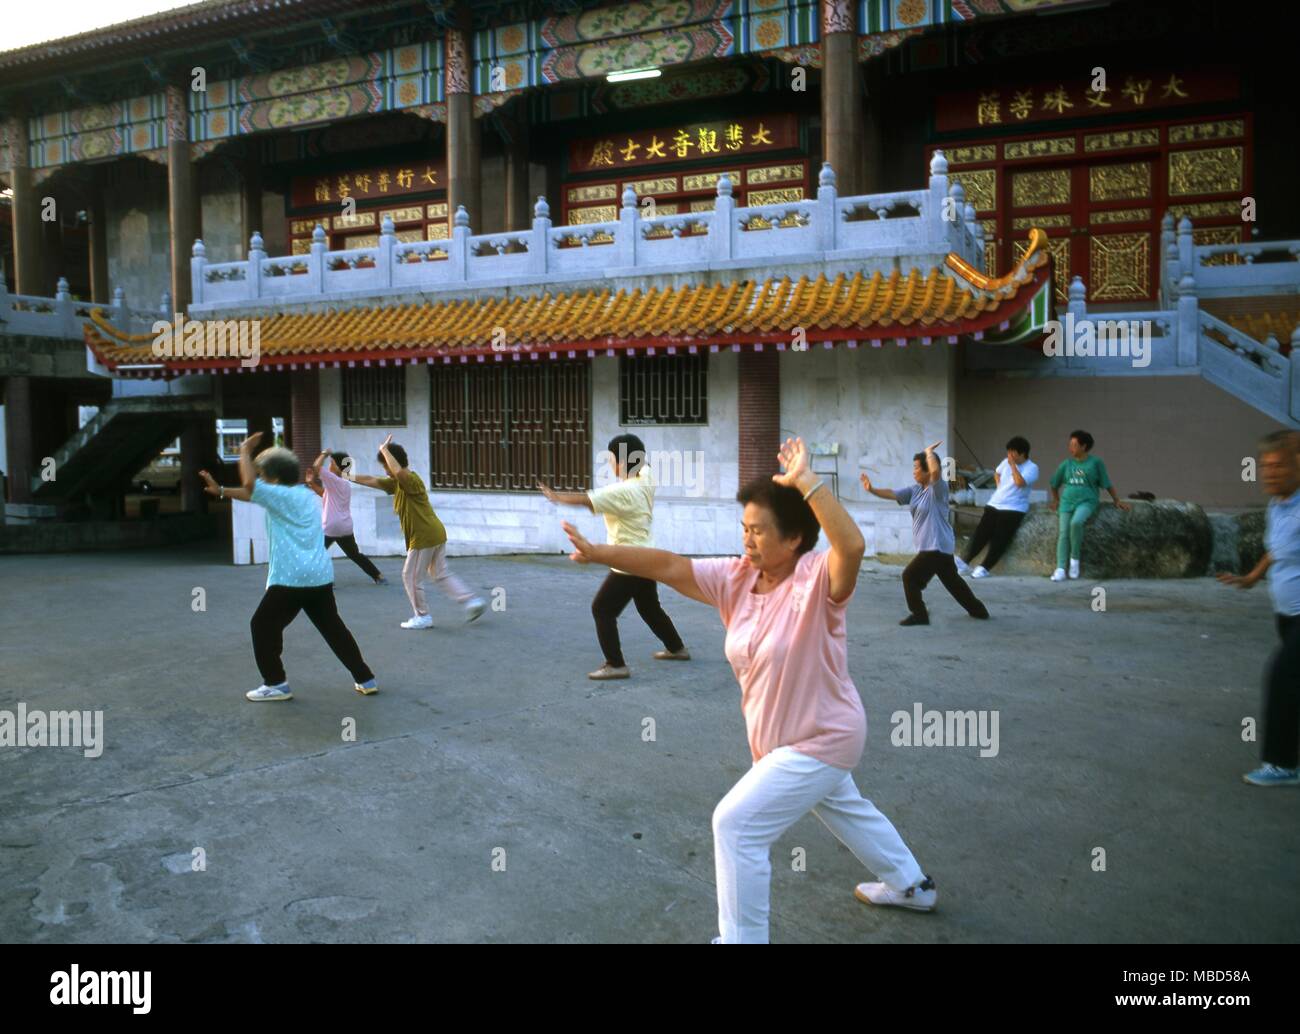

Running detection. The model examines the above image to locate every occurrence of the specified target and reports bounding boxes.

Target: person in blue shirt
[199,432,376,702]
[861,440,989,626]
[1219,430,1300,786]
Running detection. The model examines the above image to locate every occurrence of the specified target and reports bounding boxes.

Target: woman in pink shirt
[563,437,934,943]
[307,450,387,586]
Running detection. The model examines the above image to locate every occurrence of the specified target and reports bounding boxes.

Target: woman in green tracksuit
[1048,429,1130,582]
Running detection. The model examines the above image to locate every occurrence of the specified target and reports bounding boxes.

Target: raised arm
[562,521,708,603]
[858,471,897,502]
[377,433,417,489]
[538,480,595,512]
[199,431,262,502]
[1007,457,1026,488]
[924,440,943,485]
[777,437,864,603]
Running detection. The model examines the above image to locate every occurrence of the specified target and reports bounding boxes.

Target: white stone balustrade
[187,156,979,314]
[0,278,166,344]
[1160,212,1300,304]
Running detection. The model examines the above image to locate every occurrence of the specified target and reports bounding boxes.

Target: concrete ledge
[0,513,219,553]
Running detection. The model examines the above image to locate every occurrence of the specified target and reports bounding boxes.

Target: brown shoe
[588,664,630,680]
[653,648,691,661]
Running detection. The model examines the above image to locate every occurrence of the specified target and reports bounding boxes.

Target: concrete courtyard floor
[0,542,1296,944]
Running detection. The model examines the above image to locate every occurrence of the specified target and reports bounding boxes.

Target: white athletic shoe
[246,682,293,702]
[1068,559,1081,579]
[954,557,971,575]
[400,614,434,630]
[855,875,937,912]
[1050,568,1067,582]
[465,598,486,623]
[588,664,630,680]
[971,565,990,578]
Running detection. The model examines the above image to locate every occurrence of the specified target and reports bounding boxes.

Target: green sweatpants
[1056,502,1097,569]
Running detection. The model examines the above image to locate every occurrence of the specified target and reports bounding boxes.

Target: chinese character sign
[568,114,796,174]
[291,160,448,208]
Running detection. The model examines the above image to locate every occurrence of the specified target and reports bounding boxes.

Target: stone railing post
[964,202,978,263]
[190,239,206,306]
[530,196,551,275]
[1177,216,1195,289]
[310,224,327,295]
[378,216,395,288]
[926,150,950,246]
[815,161,837,252]
[947,181,966,253]
[709,173,735,262]
[1176,273,1199,367]
[248,232,266,300]
[1067,276,1087,321]
[451,205,470,281]
[617,187,638,267]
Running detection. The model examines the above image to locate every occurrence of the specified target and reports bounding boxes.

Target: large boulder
[955,500,1212,578]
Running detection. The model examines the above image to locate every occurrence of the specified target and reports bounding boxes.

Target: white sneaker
[1050,568,1067,582]
[971,565,989,578]
[1068,559,1080,579]
[855,875,937,912]
[465,597,486,623]
[954,557,971,575]
[400,614,434,629]
[246,682,293,702]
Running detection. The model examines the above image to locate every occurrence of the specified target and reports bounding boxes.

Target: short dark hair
[607,433,647,475]
[913,452,927,466]
[736,478,820,555]
[1259,430,1300,456]
[1006,436,1030,456]
[1069,430,1094,451]
[380,443,409,469]
[255,446,300,485]
[331,450,352,474]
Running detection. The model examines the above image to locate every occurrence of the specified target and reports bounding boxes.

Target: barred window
[620,354,708,426]
[429,362,591,491]
[342,366,407,427]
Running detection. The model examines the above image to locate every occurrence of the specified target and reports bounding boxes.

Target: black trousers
[324,533,383,582]
[1262,614,1300,769]
[903,551,989,619]
[962,505,1026,571]
[250,584,375,687]
[592,572,684,668]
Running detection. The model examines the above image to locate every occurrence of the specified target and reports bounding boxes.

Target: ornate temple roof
[84,232,1053,376]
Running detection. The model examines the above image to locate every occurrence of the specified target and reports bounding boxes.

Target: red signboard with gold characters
[568,114,798,175]
[936,67,1240,134]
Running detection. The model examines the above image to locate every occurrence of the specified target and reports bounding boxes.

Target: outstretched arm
[1218,552,1271,589]
[859,472,897,502]
[778,437,863,603]
[199,431,261,502]
[562,521,708,604]
[538,480,595,512]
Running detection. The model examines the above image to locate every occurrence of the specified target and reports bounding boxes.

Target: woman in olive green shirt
[353,435,485,628]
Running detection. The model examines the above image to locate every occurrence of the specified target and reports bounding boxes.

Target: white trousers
[712,745,926,944]
[402,544,473,616]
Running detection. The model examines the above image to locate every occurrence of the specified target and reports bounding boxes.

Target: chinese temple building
[1,0,1297,556]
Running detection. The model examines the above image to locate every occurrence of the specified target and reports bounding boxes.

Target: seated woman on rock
[1047,429,1131,582]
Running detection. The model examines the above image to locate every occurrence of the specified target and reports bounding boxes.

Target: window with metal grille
[429,362,591,491]
[620,354,708,426]
[341,366,407,427]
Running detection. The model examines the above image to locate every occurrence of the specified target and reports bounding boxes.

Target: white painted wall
[294,345,955,564]
[780,342,955,555]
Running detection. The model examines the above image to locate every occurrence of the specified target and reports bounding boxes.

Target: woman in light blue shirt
[199,432,376,702]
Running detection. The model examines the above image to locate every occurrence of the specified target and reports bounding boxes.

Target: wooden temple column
[165,83,200,311]
[87,171,110,304]
[503,110,531,232]
[288,368,321,482]
[239,156,263,253]
[445,20,481,227]
[820,0,866,195]
[4,112,40,504]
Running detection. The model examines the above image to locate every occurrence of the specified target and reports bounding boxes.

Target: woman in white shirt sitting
[956,436,1039,578]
